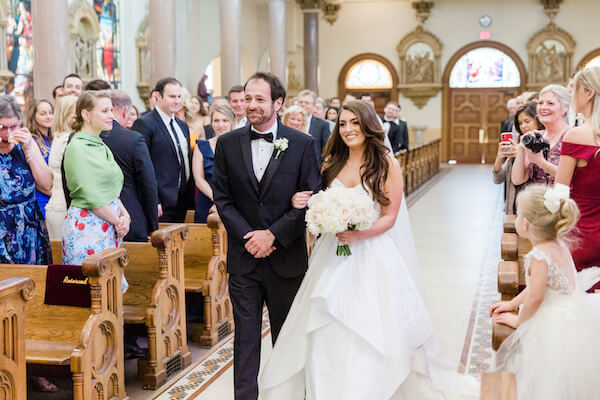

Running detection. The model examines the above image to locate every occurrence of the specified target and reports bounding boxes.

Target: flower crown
[543,183,570,214]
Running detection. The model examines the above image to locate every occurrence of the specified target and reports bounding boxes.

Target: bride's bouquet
[305,186,376,256]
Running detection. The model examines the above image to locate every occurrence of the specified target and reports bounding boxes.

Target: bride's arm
[337,158,403,244]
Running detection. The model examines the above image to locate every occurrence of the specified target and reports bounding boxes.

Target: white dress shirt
[235,116,248,130]
[156,107,190,181]
[251,120,277,182]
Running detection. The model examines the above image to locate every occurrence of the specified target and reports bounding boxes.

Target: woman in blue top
[24,99,54,218]
[0,95,53,265]
[192,104,235,222]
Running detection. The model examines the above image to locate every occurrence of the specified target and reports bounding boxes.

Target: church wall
[119,0,147,110]
[318,0,600,143]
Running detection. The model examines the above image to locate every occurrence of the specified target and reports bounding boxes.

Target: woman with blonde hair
[24,98,53,217]
[512,85,571,186]
[192,104,235,222]
[177,87,203,149]
[282,105,308,133]
[555,65,600,291]
[45,95,77,239]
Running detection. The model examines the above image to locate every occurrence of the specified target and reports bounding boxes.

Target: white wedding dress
[496,246,600,400]
[259,179,480,399]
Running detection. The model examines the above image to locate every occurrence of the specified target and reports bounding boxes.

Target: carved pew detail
[0,277,34,400]
[0,248,129,400]
[121,224,192,389]
[395,139,441,196]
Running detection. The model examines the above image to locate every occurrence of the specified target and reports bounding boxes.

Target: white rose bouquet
[305,186,376,256]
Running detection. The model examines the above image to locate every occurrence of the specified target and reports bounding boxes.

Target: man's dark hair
[52,85,63,99]
[211,95,228,103]
[154,77,181,96]
[228,85,244,98]
[62,73,82,86]
[244,72,286,104]
[84,79,111,91]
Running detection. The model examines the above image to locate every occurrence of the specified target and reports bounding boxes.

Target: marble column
[303,9,319,93]
[149,0,176,86]
[31,0,69,99]
[219,0,241,94]
[269,0,287,85]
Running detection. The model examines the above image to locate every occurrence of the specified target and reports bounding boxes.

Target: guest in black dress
[192,105,235,222]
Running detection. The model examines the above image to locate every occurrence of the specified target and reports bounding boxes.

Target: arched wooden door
[338,53,398,114]
[441,41,527,163]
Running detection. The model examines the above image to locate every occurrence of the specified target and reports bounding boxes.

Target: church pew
[503,214,516,233]
[159,213,233,347]
[0,277,34,400]
[120,224,192,389]
[480,371,517,400]
[0,248,128,400]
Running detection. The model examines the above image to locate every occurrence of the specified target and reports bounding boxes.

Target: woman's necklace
[346,160,362,169]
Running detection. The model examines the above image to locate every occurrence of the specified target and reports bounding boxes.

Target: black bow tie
[250,130,273,143]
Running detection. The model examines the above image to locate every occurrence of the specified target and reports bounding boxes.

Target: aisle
[153,164,503,400]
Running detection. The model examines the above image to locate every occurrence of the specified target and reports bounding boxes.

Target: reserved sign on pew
[44,264,92,308]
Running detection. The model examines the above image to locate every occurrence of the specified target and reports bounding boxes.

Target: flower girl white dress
[259,179,479,399]
[496,246,600,400]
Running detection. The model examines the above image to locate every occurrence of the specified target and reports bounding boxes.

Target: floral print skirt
[62,198,128,292]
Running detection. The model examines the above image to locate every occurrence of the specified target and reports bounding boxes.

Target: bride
[259,100,479,399]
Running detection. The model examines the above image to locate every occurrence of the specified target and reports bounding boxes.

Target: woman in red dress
[556,66,600,291]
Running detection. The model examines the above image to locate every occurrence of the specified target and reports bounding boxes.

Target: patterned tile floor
[458,182,503,376]
[154,311,271,400]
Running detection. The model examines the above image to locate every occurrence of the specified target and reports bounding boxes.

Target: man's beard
[247,107,275,126]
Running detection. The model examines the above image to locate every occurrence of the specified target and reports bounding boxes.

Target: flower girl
[491,183,600,400]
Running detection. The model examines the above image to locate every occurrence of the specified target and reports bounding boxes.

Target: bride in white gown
[259,101,479,399]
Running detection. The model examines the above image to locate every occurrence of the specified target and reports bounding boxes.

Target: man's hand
[243,230,276,258]
[157,204,163,218]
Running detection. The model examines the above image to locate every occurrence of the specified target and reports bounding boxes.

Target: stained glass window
[449,47,520,88]
[346,59,393,89]
[5,0,33,106]
[95,0,120,88]
[584,55,600,69]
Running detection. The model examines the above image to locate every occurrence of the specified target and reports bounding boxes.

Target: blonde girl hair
[572,66,600,146]
[210,104,236,129]
[281,105,308,132]
[52,95,78,137]
[24,99,54,156]
[516,184,580,241]
[70,90,111,132]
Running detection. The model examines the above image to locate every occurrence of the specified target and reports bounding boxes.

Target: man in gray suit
[297,89,331,165]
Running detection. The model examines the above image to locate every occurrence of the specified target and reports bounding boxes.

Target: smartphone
[501,132,513,143]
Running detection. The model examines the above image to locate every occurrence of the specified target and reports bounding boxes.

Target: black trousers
[229,261,304,400]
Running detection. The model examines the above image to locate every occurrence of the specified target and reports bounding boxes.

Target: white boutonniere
[274,138,288,159]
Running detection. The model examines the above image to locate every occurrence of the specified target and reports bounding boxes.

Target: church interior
[1,0,599,399]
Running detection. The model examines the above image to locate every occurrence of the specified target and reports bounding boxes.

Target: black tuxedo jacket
[386,119,409,152]
[308,116,331,165]
[101,121,159,241]
[132,109,194,216]
[501,116,514,133]
[212,121,321,278]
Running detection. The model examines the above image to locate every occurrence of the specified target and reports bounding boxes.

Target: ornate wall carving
[396,25,442,109]
[136,15,151,108]
[526,22,575,91]
[68,0,100,82]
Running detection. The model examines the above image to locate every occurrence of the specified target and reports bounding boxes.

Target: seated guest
[62,91,130,269]
[52,85,63,103]
[203,96,228,140]
[101,90,158,242]
[281,105,308,133]
[132,77,193,223]
[24,99,54,217]
[141,88,159,116]
[512,85,571,187]
[126,104,139,129]
[297,89,331,164]
[191,95,210,127]
[192,105,235,223]
[493,102,544,215]
[382,101,409,152]
[556,66,600,291]
[0,95,52,265]
[342,93,356,105]
[84,79,111,91]
[325,106,339,122]
[229,85,248,129]
[329,97,340,108]
[62,73,83,97]
[177,88,201,150]
[313,97,328,119]
[46,95,77,240]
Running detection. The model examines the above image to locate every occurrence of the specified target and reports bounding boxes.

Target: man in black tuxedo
[383,101,409,152]
[101,90,158,241]
[297,89,331,165]
[132,77,193,222]
[212,72,321,400]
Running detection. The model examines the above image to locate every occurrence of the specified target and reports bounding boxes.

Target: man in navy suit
[213,72,321,400]
[297,89,331,165]
[101,90,158,241]
[132,78,193,222]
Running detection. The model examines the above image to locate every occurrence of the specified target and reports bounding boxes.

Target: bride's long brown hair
[321,100,391,206]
